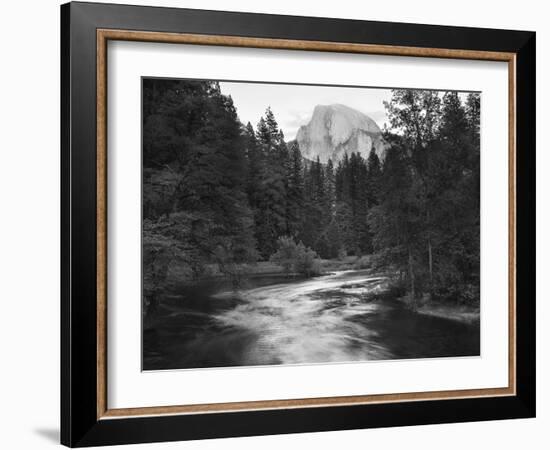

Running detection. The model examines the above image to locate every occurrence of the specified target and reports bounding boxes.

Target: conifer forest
[142,78,481,370]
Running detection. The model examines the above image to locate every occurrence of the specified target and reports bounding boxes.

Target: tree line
[243,106,383,260]
[372,90,480,307]
[142,79,480,311]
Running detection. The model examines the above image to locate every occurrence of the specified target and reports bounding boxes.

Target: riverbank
[166,255,376,286]
[159,261,479,329]
[144,269,480,370]
[396,294,480,324]
[416,302,480,324]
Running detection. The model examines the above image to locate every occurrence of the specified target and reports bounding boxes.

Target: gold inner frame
[96,29,517,420]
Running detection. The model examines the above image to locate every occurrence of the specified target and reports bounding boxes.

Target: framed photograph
[61,1,536,447]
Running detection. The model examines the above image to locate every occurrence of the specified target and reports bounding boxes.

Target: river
[143,270,479,370]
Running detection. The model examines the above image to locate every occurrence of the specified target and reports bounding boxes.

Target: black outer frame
[60,1,536,447]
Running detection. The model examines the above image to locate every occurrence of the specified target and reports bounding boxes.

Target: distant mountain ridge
[295,104,387,164]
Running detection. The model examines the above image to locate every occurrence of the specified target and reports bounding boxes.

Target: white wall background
[0,0,546,448]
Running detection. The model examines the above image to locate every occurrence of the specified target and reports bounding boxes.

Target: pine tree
[465,93,480,130]
[366,146,382,208]
[368,142,422,307]
[286,141,304,237]
[264,107,279,142]
[141,79,259,297]
[322,159,341,258]
[333,154,354,255]
[301,157,326,255]
[244,121,261,202]
[376,91,439,302]
[373,89,481,305]
[348,153,370,254]
[429,92,480,303]
[253,108,289,258]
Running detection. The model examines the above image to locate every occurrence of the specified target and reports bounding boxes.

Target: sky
[219,81,393,141]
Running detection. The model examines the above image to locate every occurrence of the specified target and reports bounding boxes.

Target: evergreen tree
[382,89,443,300]
[301,157,326,255]
[334,154,354,254]
[286,141,304,237]
[370,89,481,306]
[322,159,341,258]
[244,121,262,204]
[254,108,289,258]
[368,142,423,307]
[142,79,258,298]
[430,92,479,303]
[465,93,481,140]
[366,146,382,208]
[143,79,481,312]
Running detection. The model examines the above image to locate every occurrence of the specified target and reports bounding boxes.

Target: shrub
[293,242,322,277]
[269,236,298,275]
[337,248,348,261]
[270,236,322,277]
[353,255,372,270]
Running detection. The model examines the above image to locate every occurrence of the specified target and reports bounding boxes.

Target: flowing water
[143,270,479,370]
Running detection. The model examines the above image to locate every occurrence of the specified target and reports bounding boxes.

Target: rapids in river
[143,270,479,370]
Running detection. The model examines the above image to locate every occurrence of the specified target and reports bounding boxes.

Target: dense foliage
[370,90,480,306]
[270,236,321,277]
[143,79,480,312]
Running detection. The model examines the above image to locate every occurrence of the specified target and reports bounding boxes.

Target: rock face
[296,104,387,163]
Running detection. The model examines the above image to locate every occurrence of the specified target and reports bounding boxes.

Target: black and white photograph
[142,78,481,371]
[0,0,541,447]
